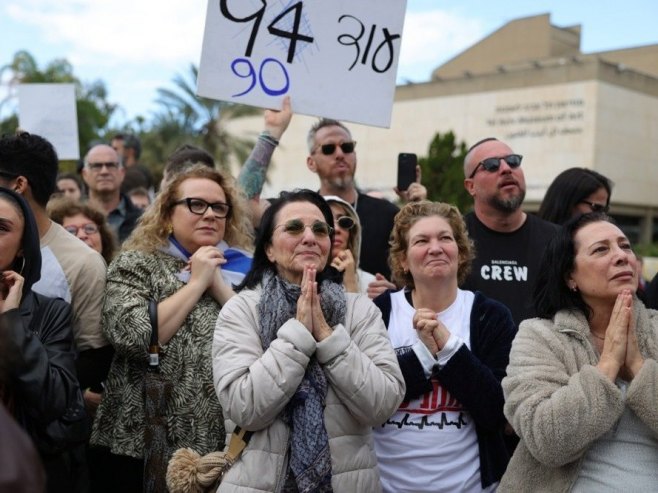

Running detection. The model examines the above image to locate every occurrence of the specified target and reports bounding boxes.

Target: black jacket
[0,187,86,491]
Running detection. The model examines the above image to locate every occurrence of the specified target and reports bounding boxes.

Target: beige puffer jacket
[212,286,405,492]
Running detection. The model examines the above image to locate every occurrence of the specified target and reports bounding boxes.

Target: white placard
[197,0,407,128]
[18,83,80,160]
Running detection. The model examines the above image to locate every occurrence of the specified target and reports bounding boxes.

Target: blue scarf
[259,272,345,492]
[160,236,252,287]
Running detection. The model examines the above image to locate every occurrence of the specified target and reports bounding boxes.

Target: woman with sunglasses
[372,201,516,492]
[90,165,254,492]
[324,195,376,295]
[538,167,613,225]
[212,189,404,492]
[48,197,117,264]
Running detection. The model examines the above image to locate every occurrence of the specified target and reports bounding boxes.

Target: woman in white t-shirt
[373,201,516,492]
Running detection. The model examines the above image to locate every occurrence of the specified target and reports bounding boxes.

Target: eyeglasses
[0,170,18,179]
[314,141,357,156]
[468,154,523,179]
[580,200,609,214]
[174,197,231,218]
[275,219,334,237]
[64,223,99,236]
[87,162,120,171]
[335,216,355,230]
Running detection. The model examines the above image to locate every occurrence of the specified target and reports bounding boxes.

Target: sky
[1,0,657,126]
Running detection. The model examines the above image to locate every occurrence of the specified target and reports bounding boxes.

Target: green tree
[418,131,472,212]
[0,50,117,160]
[151,64,259,172]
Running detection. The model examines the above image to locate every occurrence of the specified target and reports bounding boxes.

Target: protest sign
[18,83,80,160]
[198,0,407,127]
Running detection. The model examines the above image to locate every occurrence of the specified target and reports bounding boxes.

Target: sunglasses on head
[315,141,357,156]
[335,216,355,230]
[580,200,609,214]
[276,219,334,237]
[469,154,523,179]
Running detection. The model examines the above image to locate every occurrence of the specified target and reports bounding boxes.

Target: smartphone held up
[397,153,417,191]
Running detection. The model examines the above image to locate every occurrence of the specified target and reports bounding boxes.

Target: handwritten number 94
[338,15,400,73]
[220,0,314,64]
[231,58,290,97]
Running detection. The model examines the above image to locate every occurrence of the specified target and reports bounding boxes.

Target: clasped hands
[185,246,234,304]
[598,289,645,381]
[296,265,333,342]
[413,308,451,356]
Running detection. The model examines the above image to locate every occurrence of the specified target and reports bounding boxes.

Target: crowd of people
[1,95,657,493]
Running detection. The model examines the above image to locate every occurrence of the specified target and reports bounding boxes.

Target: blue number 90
[230,57,290,97]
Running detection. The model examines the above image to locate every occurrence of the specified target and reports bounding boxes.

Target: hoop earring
[18,256,25,275]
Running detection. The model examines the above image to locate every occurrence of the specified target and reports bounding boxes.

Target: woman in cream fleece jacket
[501,212,658,492]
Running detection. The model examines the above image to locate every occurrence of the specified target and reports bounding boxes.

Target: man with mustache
[461,137,558,327]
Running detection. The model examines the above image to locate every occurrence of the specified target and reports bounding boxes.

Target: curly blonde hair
[122,164,254,253]
[389,201,474,289]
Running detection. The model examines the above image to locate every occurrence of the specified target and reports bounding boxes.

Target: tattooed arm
[238,96,292,227]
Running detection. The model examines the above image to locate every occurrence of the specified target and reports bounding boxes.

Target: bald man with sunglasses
[461,137,559,327]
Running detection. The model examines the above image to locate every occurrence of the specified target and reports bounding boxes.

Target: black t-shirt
[355,193,399,279]
[461,212,559,326]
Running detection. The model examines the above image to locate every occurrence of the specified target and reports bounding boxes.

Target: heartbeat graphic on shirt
[384,411,468,430]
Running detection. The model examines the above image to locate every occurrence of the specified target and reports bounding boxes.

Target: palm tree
[154,64,259,171]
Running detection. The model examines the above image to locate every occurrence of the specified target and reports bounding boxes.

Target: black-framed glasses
[64,223,99,236]
[275,219,334,237]
[335,216,355,230]
[87,161,120,171]
[469,154,523,179]
[174,197,231,218]
[580,200,609,214]
[314,141,357,156]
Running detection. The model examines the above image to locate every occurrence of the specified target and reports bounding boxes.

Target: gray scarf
[259,271,346,493]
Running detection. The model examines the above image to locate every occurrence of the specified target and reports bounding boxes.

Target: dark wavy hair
[537,168,613,225]
[534,211,614,319]
[237,189,341,291]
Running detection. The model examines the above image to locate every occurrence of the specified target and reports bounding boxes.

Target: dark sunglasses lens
[320,144,336,155]
[337,216,355,230]
[481,158,501,172]
[340,142,355,153]
[320,142,355,155]
[505,155,522,168]
[284,219,305,235]
[311,221,331,236]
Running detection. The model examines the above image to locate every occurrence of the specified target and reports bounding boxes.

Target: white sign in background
[18,83,80,160]
[197,0,408,128]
